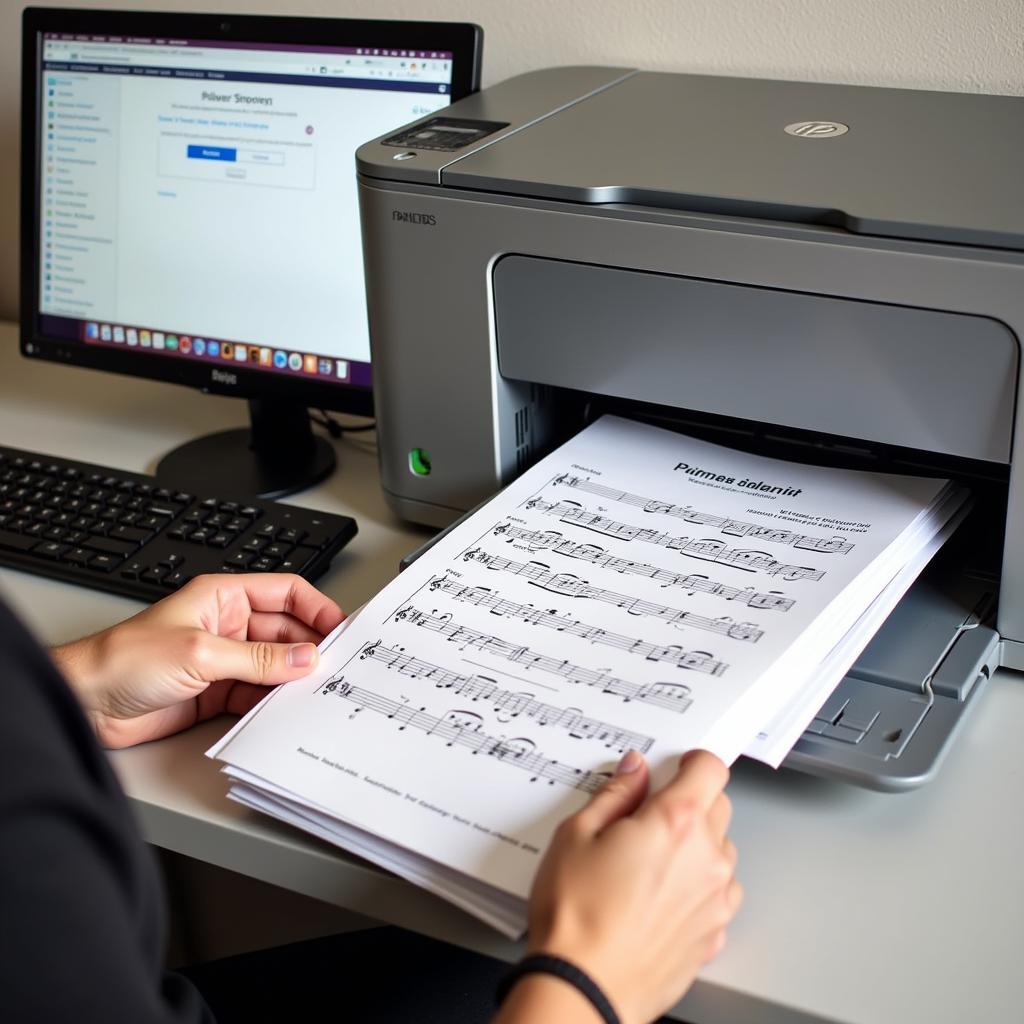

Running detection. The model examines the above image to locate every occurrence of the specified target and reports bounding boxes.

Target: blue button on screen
[187,145,237,162]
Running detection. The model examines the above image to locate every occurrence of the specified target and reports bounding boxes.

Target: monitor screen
[38,34,456,389]
[21,10,481,423]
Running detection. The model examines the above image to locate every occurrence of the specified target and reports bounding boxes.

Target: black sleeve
[0,599,215,1024]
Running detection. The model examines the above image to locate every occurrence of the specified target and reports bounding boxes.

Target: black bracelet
[495,953,621,1024]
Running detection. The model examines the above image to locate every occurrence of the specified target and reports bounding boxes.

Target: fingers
[571,750,650,837]
[237,574,345,635]
[247,611,323,646]
[638,750,729,836]
[185,631,319,686]
[706,791,733,845]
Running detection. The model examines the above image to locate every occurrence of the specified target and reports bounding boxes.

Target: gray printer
[355,68,1024,791]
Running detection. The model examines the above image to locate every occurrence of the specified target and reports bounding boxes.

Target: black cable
[309,409,376,438]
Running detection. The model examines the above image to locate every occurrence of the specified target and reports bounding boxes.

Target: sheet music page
[212,415,949,900]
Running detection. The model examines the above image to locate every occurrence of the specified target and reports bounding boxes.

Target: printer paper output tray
[783,542,999,792]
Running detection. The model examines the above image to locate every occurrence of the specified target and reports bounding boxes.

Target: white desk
[2,326,1022,1024]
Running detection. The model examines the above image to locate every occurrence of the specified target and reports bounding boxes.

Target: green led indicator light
[409,448,431,475]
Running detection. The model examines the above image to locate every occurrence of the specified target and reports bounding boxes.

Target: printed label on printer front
[392,210,437,226]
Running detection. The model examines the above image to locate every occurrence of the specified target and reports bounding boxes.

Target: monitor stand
[155,398,336,500]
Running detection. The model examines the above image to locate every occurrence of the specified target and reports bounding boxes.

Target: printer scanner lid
[376,70,1024,251]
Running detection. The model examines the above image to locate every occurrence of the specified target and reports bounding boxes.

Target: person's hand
[509,750,740,1024]
[51,573,344,749]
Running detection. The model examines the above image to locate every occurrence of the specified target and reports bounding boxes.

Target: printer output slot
[497,389,1005,792]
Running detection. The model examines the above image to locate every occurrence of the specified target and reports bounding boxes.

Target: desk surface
[2,326,1022,1024]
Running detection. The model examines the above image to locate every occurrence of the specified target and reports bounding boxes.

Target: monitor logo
[211,368,238,386]
[392,210,436,226]
[784,120,849,139]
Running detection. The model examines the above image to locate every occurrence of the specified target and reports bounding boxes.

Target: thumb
[574,750,649,836]
[192,633,319,686]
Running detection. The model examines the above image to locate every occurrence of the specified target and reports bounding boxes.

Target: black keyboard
[0,446,357,601]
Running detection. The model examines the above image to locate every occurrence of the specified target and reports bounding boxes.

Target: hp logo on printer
[784,120,849,138]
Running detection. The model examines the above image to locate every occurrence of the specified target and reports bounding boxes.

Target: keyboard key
[225,552,254,568]
[36,541,70,560]
[164,570,189,588]
[148,505,176,519]
[277,528,306,545]
[167,525,192,541]
[141,567,166,584]
[120,560,146,579]
[84,535,137,557]
[159,553,184,569]
[207,532,231,548]
[109,525,153,545]
[239,505,261,519]
[172,492,193,505]
[89,553,122,573]
[250,556,279,572]
[188,528,211,545]
[279,546,318,573]
[242,538,264,553]
[62,547,94,566]
[0,529,39,552]
[262,543,291,560]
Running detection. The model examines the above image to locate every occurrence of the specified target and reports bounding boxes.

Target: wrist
[495,972,604,1024]
[50,632,110,718]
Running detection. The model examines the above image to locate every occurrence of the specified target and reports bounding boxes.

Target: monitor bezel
[20,7,483,417]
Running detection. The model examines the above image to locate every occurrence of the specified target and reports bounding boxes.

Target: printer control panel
[382,117,509,152]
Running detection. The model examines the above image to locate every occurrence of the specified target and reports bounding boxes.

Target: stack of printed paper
[209,415,969,936]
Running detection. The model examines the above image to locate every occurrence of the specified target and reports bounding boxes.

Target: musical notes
[322,676,608,794]
[495,520,825,582]
[429,573,763,643]
[550,475,855,554]
[464,545,794,611]
[392,604,704,707]
[396,602,727,681]
[354,640,655,753]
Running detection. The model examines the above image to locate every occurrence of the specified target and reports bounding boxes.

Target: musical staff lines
[498,518,826,582]
[393,604,704,709]
[551,475,854,554]
[322,676,608,794]
[356,641,655,753]
[429,573,763,643]
[464,546,794,611]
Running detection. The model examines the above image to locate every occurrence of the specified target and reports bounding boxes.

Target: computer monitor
[21,8,482,496]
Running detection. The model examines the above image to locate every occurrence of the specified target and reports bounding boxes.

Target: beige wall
[5,0,1022,319]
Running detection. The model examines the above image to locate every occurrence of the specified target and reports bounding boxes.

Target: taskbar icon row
[81,320,350,381]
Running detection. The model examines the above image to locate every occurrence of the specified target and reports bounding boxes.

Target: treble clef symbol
[359,640,381,660]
